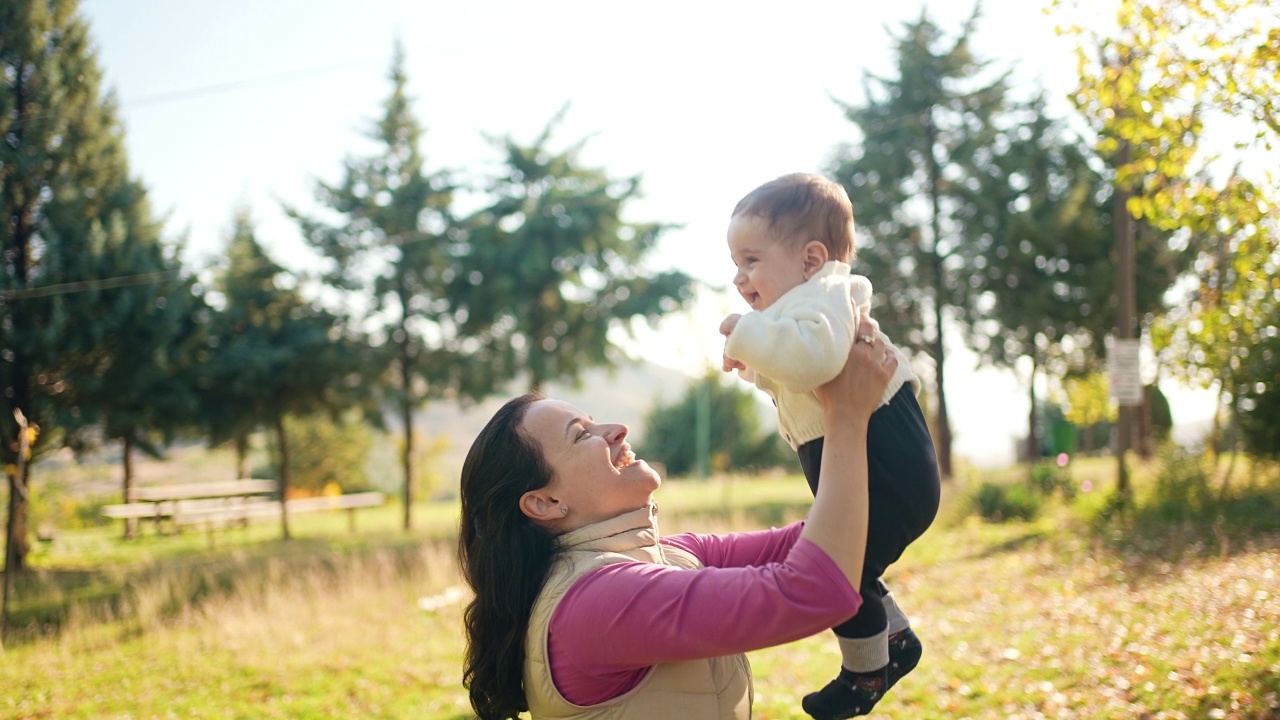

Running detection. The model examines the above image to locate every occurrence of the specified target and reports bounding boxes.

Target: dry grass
[4,458,1280,719]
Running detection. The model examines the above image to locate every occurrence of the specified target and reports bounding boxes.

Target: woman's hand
[814,308,897,422]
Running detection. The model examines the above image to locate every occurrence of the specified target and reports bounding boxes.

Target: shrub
[1029,459,1076,501]
[1145,446,1214,522]
[970,481,1040,522]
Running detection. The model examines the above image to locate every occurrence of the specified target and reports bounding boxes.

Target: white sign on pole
[1108,338,1143,406]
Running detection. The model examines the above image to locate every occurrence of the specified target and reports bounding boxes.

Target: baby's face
[727,215,810,311]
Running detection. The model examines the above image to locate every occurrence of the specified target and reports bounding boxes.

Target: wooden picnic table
[102,481,385,538]
[132,479,278,503]
[102,479,277,533]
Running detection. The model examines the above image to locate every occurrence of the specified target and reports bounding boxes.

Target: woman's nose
[601,423,628,444]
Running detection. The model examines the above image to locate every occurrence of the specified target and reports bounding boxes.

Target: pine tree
[201,209,358,540]
[451,107,694,394]
[827,8,1007,478]
[3,0,184,566]
[55,206,205,539]
[288,44,454,531]
[962,95,1114,463]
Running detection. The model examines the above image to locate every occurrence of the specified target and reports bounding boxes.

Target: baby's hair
[731,173,855,262]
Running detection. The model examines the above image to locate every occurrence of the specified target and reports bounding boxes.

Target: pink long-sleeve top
[548,521,862,706]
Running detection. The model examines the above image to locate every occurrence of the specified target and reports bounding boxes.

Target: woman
[458,321,896,720]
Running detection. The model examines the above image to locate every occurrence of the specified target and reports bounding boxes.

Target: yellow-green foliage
[280,413,374,494]
[1062,372,1118,427]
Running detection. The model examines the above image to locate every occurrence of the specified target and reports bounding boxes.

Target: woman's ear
[519,489,559,522]
[801,241,829,279]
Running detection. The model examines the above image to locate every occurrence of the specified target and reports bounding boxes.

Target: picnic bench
[102,480,385,536]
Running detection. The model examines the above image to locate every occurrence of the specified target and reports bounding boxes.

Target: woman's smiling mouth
[614,444,636,469]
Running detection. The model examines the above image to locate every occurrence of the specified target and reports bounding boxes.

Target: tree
[450,107,694,394]
[3,0,179,566]
[61,236,204,539]
[289,44,455,531]
[201,209,359,540]
[1058,0,1280,461]
[1062,372,1118,454]
[1236,299,1280,459]
[637,375,791,478]
[961,91,1193,461]
[277,413,374,495]
[962,94,1113,463]
[827,7,1008,478]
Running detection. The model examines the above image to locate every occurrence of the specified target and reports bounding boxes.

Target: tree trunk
[1026,356,1039,466]
[274,414,291,540]
[234,433,249,479]
[401,392,414,532]
[5,49,35,575]
[396,278,415,532]
[4,426,31,576]
[924,109,953,478]
[122,436,137,539]
[3,465,28,591]
[3,410,34,645]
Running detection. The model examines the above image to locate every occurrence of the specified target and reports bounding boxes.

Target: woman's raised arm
[799,309,898,587]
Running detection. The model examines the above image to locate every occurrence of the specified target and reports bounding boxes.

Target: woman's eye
[576,429,590,442]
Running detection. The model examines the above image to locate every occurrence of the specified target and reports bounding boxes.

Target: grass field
[3,455,1279,719]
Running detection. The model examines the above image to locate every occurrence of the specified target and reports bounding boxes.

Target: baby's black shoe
[801,665,887,720]
[887,627,923,689]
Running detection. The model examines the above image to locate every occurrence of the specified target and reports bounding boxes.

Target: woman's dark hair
[458,393,558,720]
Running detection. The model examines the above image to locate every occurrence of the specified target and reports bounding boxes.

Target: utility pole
[1113,140,1137,497]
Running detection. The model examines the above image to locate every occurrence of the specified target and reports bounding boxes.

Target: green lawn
[3,458,1279,719]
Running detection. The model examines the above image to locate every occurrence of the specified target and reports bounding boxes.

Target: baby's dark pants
[797,386,940,640]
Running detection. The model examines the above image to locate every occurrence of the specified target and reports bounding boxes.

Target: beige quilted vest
[523,505,753,719]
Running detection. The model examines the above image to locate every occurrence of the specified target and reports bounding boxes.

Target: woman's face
[519,399,661,530]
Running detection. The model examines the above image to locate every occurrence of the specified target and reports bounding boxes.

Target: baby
[720,173,941,719]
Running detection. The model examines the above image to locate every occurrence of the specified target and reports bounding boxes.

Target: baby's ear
[802,241,829,278]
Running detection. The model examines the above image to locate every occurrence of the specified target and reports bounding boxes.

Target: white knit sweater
[724,261,920,449]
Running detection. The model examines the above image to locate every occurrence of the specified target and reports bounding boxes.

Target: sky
[77,0,1217,467]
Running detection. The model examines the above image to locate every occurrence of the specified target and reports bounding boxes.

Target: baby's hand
[719,314,741,337]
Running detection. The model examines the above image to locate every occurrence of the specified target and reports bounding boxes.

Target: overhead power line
[122,60,381,108]
[1,270,179,301]
[6,59,383,129]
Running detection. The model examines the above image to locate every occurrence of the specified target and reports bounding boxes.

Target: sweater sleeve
[547,530,862,706]
[723,279,856,393]
[660,522,803,568]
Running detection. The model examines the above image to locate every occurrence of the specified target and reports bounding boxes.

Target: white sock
[883,591,911,635]
[838,628,889,672]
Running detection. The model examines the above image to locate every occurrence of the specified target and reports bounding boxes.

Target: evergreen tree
[3,0,181,566]
[201,209,358,540]
[827,8,1007,478]
[962,95,1114,462]
[288,44,454,531]
[451,107,694,395]
[57,223,205,538]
